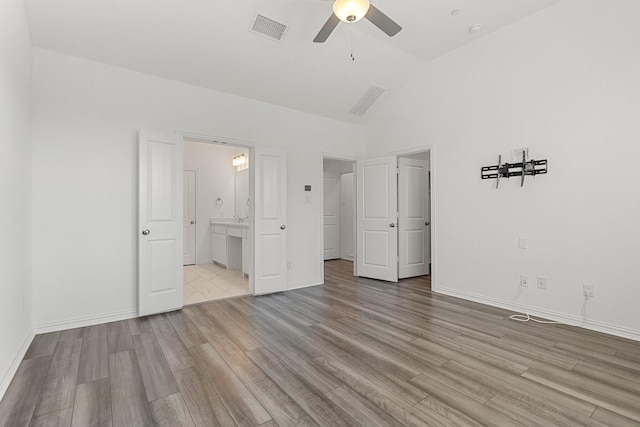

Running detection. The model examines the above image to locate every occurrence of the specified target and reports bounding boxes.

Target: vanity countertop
[210,219,249,228]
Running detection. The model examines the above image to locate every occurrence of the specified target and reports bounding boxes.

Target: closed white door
[323,173,340,260]
[253,147,287,294]
[138,131,183,316]
[398,157,429,279]
[340,172,355,260]
[183,170,196,266]
[356,156,398,282]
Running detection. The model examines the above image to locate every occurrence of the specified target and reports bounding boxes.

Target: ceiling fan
[313,0,402,43]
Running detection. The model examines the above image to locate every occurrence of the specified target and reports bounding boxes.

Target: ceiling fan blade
[313,14,340,43]
[365,4,402,37]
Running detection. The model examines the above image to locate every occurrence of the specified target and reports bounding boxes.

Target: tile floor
[183,263,249,304]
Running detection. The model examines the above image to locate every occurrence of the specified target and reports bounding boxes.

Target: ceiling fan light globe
[333,0,370,24]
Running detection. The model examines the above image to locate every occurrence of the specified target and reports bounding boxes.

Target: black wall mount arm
[481,153,548,188]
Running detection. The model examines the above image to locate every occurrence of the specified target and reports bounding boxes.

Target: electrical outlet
[537,277,547,290]
[520,275,528,287]
[287,261,292,270]
[583,283,595,298]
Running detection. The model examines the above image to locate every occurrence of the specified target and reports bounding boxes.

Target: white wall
[32,49,364,329]
[366,0,640,338]
[0,0,33,397]
[184,141,245,265]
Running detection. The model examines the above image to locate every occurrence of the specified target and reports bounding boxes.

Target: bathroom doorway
[182,140,251,304]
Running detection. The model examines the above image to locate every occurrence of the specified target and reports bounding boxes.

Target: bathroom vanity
[210,219,250,277]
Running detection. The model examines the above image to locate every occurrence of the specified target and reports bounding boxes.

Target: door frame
[391,144,436,290]
[319,153,358,282]
[177,131,257,295]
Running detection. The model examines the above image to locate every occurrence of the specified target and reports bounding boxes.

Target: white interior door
[253,147,287,294]
[356,156,398,282]
[398,157,429,279]
[323,173,340,260]
[183,170,196,266]
[139,131,183,316]
[340,172,355,260]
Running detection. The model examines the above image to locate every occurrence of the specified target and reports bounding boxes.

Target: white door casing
[323,173,340,260]
[426,170,431,266]
[253,147,287,294]
[139,131,184,316]
[398,157,429,279]
[356,156,398,282]
[183,170,196,266]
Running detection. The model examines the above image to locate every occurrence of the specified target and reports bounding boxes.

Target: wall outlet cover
[537,277,547,290]
[583,283,596,298]
[518,237,528,249]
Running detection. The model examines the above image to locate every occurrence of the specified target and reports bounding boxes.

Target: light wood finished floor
[184,263,249,304]
[2,260,640,426]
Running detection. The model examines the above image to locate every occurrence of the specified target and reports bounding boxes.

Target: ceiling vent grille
[249,12,288,42]
[349,85,386,116]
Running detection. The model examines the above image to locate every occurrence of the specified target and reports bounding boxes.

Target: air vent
[249,12,288,42]
[349,85,386,116]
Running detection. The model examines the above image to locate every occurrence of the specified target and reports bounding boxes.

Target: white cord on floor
[508,285,564,324]
[508,312,560,324]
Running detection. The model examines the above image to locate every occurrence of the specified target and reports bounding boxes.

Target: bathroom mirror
[235,168,249,218]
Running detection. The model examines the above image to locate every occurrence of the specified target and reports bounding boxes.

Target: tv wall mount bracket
[481,152,548,189]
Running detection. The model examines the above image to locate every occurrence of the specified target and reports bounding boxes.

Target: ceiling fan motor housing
[333,0,370,23]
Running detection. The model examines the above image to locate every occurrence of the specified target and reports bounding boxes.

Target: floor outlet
[537,277,547,290]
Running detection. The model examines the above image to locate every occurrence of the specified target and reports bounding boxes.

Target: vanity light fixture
[232,154,246,167]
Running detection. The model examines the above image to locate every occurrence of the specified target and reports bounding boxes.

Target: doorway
[323,158,356,261]
[139,131,289,316]
[350,149,432,287]
[182,140,251,304]
[322,157,356,280]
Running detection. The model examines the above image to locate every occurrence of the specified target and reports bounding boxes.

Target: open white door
[398,157,429,279]
[183,170,196,266]
[356,156,398,282]
[323,173,341,260]
[139,131,183,316]
[253,147,287,294]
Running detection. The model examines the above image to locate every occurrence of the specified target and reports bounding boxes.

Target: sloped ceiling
[24,0,562,124]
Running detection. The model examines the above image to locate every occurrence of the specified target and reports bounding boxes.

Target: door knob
[280,225,286,230]
[389,223,396,228]
[190,221,195,224]
[142,229,150,236]
[425,221,430,226]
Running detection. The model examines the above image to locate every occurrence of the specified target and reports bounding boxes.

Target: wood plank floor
[2,259,639,426]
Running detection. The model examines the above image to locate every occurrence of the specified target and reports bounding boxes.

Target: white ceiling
[24,0,562,124]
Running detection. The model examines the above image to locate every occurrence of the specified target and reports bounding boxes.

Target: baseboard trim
[436,286,640,342]
[33,308,139,334]
[0,330,35,402]
[254,279,323,296]
[287,278,323,291]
